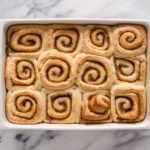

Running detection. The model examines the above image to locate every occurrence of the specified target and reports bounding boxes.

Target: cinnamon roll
[112,55,146,85]
[38,51,74,89]
[45,89,81,123]
[111,85,146,122]
[5,57,41,90]
[80,90,112,123]
[113,25,147,57]
[47,25,83,57]
[5,23,147,125]
[7,25,46,58]
[75,54,112,90]
[6,90,44,124]
[83,25,112,57]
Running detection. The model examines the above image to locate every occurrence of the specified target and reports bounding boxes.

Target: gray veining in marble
[0,0,150,149]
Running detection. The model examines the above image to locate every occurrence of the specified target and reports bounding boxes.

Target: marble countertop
[0,0,150,149]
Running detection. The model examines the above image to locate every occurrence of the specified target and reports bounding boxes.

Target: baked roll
[75,54,112,90]
[112,54,146,85]
[111,85,146,122]
[80,90,112,123]
[44,89,81,123]
[47,24,83,57]
[5,23,147,125]
[83,25,112,57]
[7,25,46,58]
[113,25,147,57]
[5,57,41,90]
[6,90,44,124]
[38,51,74,90]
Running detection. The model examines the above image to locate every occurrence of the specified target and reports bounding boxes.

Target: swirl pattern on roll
[47,25,82,56]
[113,25,147,57]
[38,51,74,89]
[111,85,146,122]
[113,55,146,84]
[81,91,111,122]
[115,94,139,120]
[5,57,40,90]
[83,25,112,57]
[7,25,46,57]
[45,90,77,123]
[115,58,140,82]
[6,90,43,124]
[76,54,112,90]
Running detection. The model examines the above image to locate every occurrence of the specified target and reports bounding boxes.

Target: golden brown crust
[46,24,83,57]
[80,90,112,123]
[5,24,147,125]
[37,51,74,89]
[75,54,112,90]
[113,24,147,57]
[7,25,47,58]
[112,54,146,85]
[6,90,44,124]
[44,89,81,123]
[111,85,146,123]
[83,25,112,57]
[5,57,41,90]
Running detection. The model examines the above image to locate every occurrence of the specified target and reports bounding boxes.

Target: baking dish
[0,18,150,130]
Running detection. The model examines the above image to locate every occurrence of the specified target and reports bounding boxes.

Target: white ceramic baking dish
[0,18,149,130]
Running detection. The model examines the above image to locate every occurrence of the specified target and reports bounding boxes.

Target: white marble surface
[0,0,150,149]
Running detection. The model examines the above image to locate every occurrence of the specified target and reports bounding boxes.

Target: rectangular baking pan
[0,18,149,130]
